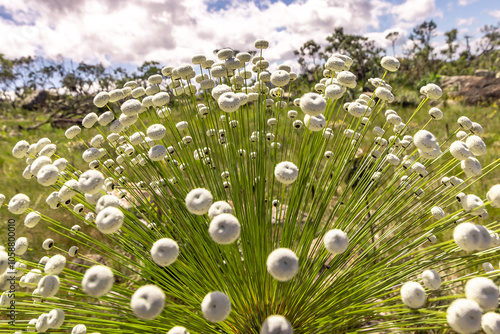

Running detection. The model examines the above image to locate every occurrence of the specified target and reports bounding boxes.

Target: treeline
[0,20,498,127]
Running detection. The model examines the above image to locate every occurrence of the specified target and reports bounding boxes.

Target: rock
[475,69,495,78]
[440,75,500,105]
[21,90,47,110]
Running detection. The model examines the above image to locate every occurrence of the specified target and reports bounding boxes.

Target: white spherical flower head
[78,170,105,194]
[82,265,114,298]
[261,315,293,334]
[149,145,168,161]
[299,93,326,116]
[218,92,240,113]
[429,107,443,120]
[45,254,66,275]
[65,125,81,139]
[147,124,167,140]
[304,114,326,132]
[42,238,54,250]
[325,56,345,72]
[82,112,98,128]
[72,324,87,334]
[375,86,394,102]
[201,291,231,322]
[14,237,29,255]
[271,70,290,87]
[482,312,500,334]
[96,207,124,234]
[255,39,269,49]
[381,56,400,72]
[37,164,59,186]
[93,91,110,108]
[98,111,114,126]
[208,201,233,220]
[8,194,30,215]
[421,269,441,290]
[152,92,170,106]
[95,195,120,213]
[422,83,443,100]
[400,281,426,309]
[487,184,500,207]
[211,84,231,101]
[120,99,142,116]
[12,140,29,158]
[47,308,65,329]
[209,213,241,245]
[185,188,213,215]
[151,238,179,267]
[458,116,473,130]
[168,326,190,334]
[131,284,166,320]
[430,206,445,220]
[38,275,60,298]
[465,277,499,311]
[324,229,349,254]
[461,157,482,177]
[450,141,474,161]
[453,222,483,252]
[414,130,439,152]
[274,161,299,185]
[325,84,345,100]
[36,313,50,333]
[447,299,482,334]
[337,71,357,88]
[466,135,487,156]
[267,248,299,282]
[0,251,8,274]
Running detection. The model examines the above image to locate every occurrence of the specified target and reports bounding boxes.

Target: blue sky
[0,0,498,72]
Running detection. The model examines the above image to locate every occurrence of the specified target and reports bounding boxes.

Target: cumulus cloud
[457,0,478,6]
[490,10,500,19]
[0,0,440,66]
[456,17,475,26]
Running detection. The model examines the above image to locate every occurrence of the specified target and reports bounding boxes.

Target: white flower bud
[38,275,60,297]
[483,262,495,272]
[65,125,81,139]
[12,140,30,158]
[218,92,240,113]
[42,238,53,249]
[461,157,482,177]
[271,70,290,87]
[44,254,66,275]
[151,238,179,266]
[422,83,442,100]
[454,222,486,252]
[466,135,487,156]
[98,111,114,126]
[429,107,443,120]
[8,194,30,215]
[109,89,125,102]
[78,170,104,194]
[304,114,326,132]
[482,312,500,334]
[14,237,28,255]
[47,308,65,329]
[82,265,114,298]
[261,315,293,334]
[37,164,59,186]
[414,130,439,152]
[447,299,482,334]
[421,269,441,290]
[400,281,426,309]
[337,71,357,88]
[148,145,167,161]
[131,285,166,320]
[208,201,233,220]
[72,324,87,334]
[430,206,445,220]
[95,207,123,234]
[36,313,50,333]
[471,122,484,135]
[458,116,473,130]
[152,92,170,106]
[168,326,189,334]
[487,184,500,207]
[267,248,299,282]
[381,56,400,72]
[466,277,499,311]
[23,211,41,228]
[274,161,299,185]
[201,291,231,322]
[324,229,349,254]
[209,213,241,245]
[93,92,110,107]
[299,93,326,116]
[185,188,213,215]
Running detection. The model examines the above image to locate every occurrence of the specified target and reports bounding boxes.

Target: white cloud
[0,0,441,68]
[456,17,476,26]
[457,0,478,6]
[490,10,500,19]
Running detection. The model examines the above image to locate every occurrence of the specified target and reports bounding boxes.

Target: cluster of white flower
[1,40,499,333]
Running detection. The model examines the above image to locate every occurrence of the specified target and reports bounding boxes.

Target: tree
[324,27,382,87]
[385,31,399,57]
[441,29,458,61]
[293,40,322,81]
[477,23,500,55]
[409,20,437,60]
